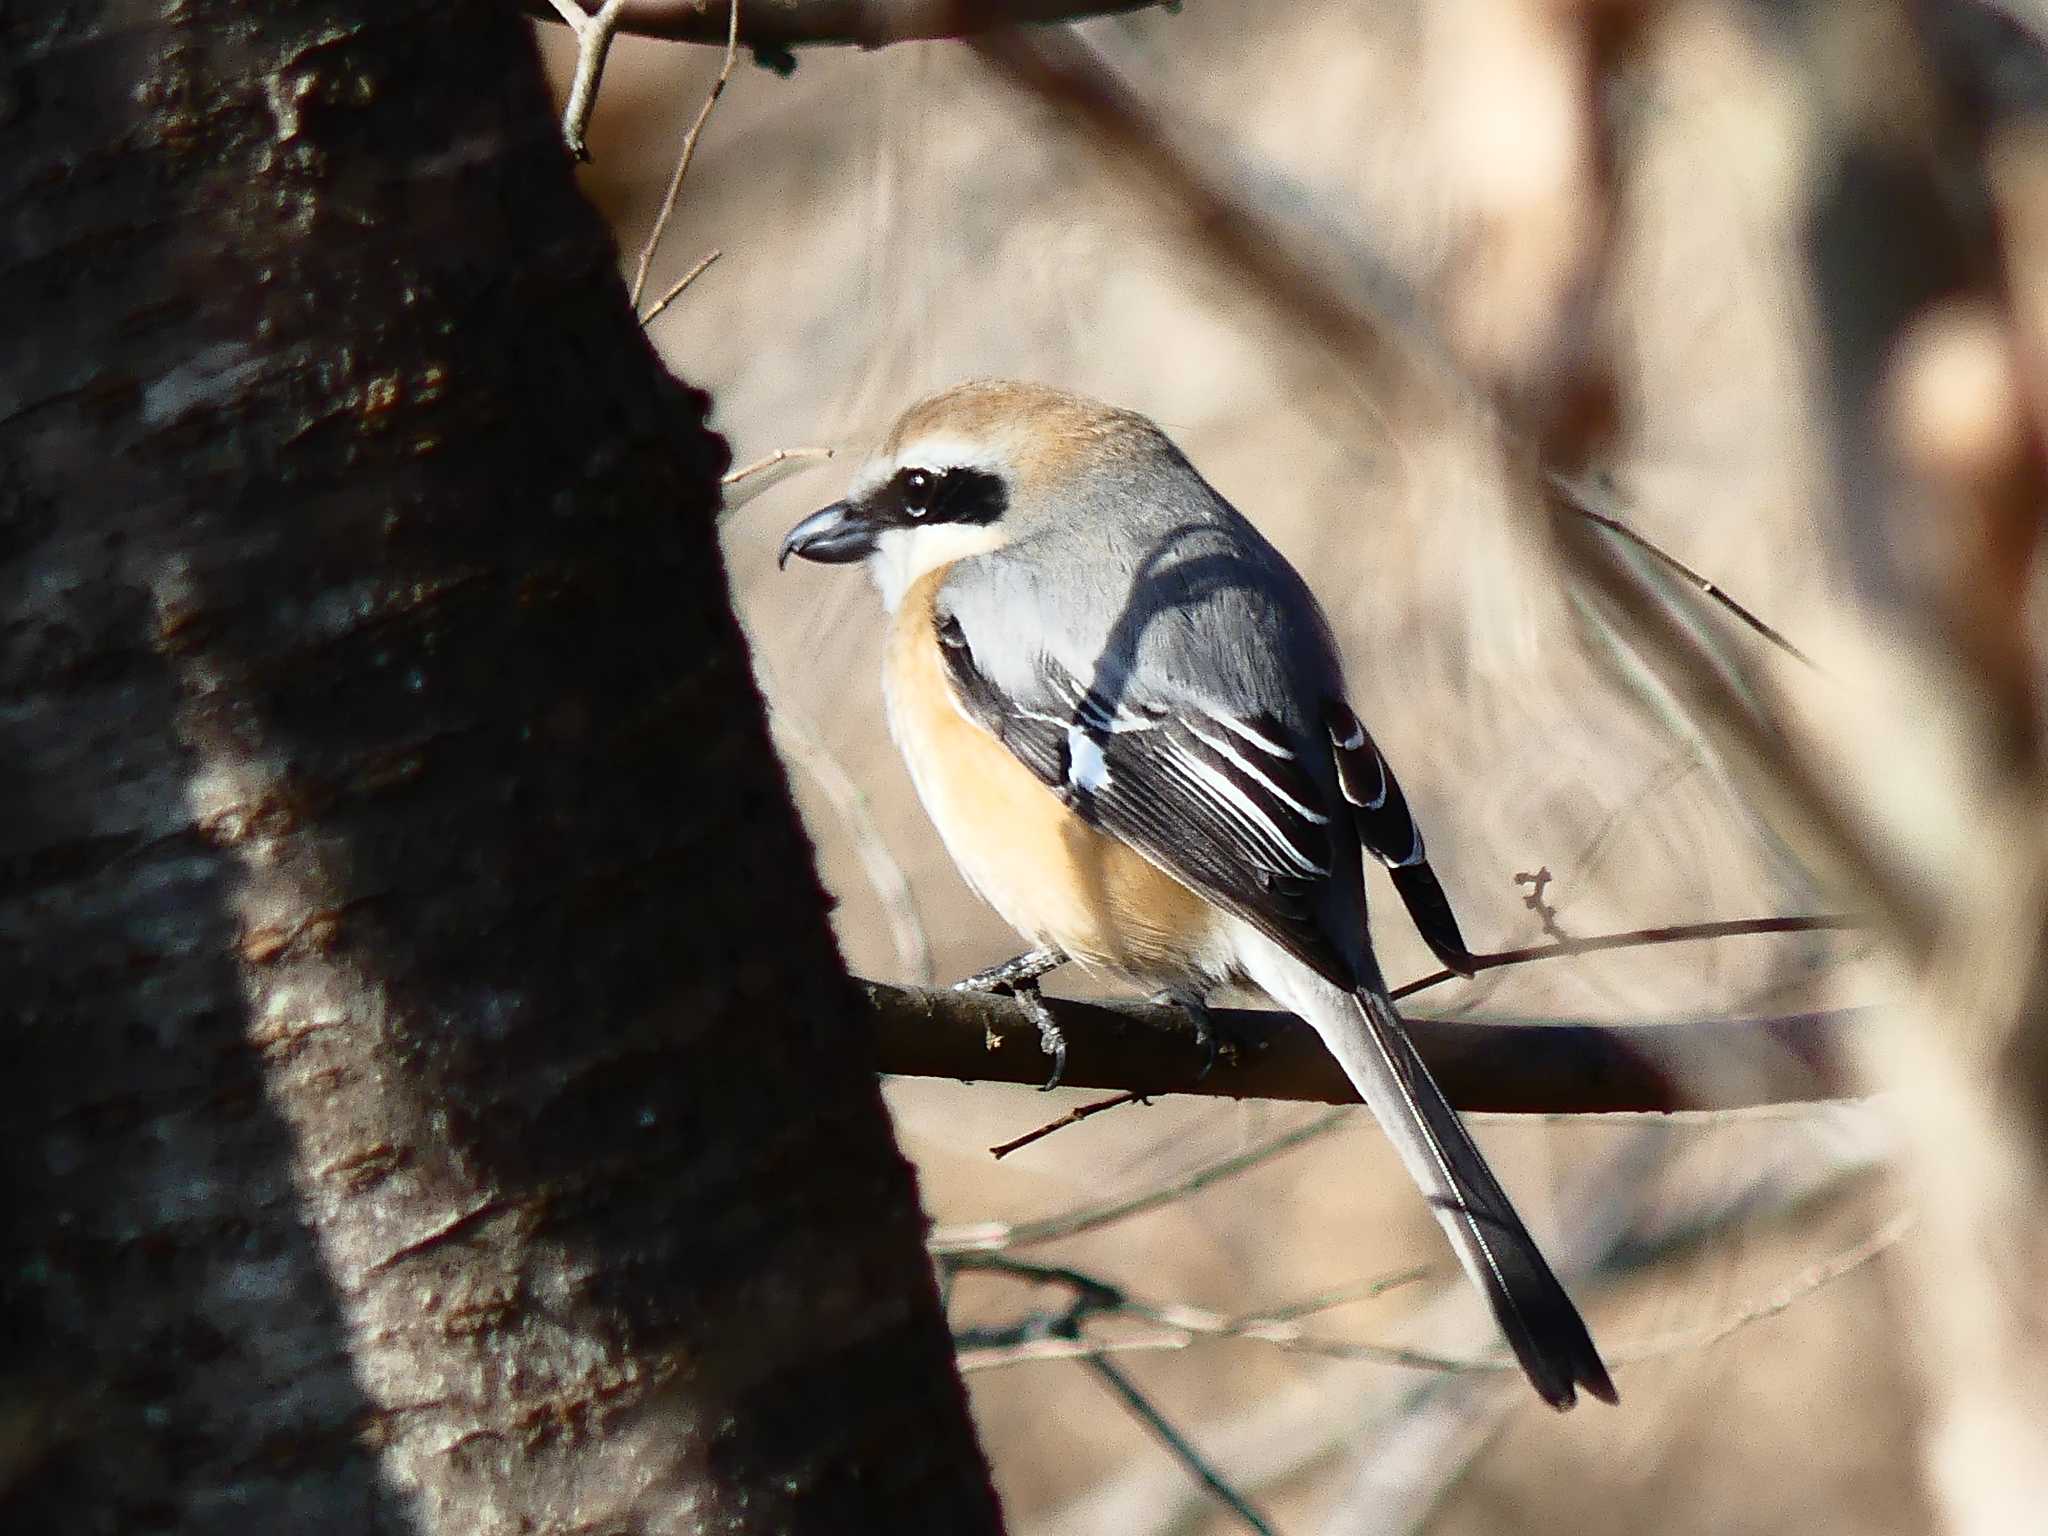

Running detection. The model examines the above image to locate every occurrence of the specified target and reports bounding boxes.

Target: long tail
[1325,986,1615,1408]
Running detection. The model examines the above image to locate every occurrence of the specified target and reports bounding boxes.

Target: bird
[778,380,1615,1409]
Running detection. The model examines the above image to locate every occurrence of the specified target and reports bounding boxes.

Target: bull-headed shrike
[780,381,1614,1408]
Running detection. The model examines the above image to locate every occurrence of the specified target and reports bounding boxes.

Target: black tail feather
[1389,861,1476,976]
[1355,990,1614,1408]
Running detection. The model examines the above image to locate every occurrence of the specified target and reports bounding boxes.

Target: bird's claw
[954,946,1068,994]
[956,950,1071,1089]
[1007,983,1067,1090]
[1154,988,1232,1081]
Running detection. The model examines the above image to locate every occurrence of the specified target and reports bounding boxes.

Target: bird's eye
[902,468,935,517]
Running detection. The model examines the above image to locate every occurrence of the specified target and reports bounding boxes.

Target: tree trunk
[0,3,1001,1532]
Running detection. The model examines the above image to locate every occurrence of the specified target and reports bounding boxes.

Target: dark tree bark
[1,4,1000,1532]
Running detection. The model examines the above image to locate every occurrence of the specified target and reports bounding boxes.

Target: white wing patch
[1329,704,1425,866]
[1066,726,1112,794]
[1185,720,1329,825]
[1061,682,1156,734]
[1157,741,1329,878]
[1330,712,1388,810]
[1216,713,1297,760]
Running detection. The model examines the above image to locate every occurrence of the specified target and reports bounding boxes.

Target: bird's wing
[1326,700,1474,975]
[933,602,1360,986]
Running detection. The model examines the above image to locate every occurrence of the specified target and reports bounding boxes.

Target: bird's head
[778,380,1184,607]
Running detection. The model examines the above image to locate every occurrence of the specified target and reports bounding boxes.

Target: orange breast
[882,568,1220,983]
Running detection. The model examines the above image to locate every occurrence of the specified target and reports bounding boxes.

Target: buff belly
[883,568,1224,984]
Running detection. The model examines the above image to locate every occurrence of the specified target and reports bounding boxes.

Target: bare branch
[1082,1355,1282,1536]
[1389,913,1864,1002]
[552,0,632,160]
[629,0,740,310]
[1511,865,1569,943]
[721,444,834,491]
[931,1109,1353,1255]
[878,981,1860,1114]
[944,1199,1911,1380]
[1564,495,1823,673]
[989,1089,1143,1159]
[1542,472,1943,950]
[1045,1125,1891,1535]
[949,1250,1462,1375]
[638,247,721,327]
[1603,1205,1915,1369]
[876,914,1863,1114]
[527,0,1169,50]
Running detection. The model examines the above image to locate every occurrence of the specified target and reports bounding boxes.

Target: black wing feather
[943,612,1473,984]
[1327,702,1475,975]
[939,629,1355,986]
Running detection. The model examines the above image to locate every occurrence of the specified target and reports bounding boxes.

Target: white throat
[868,523,1009,610]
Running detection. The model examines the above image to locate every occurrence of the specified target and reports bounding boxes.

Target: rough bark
[1,3,999,1532]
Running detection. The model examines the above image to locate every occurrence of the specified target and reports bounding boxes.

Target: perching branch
[872,982,1860,1113]
[529,0,1169,51]
[871,913,1862,1113]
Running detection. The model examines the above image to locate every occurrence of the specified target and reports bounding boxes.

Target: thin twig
[638,248,721,327]
[990,1090,1146,1159]
[1244,1269,1437,1324]
[950,1252,1452,1373]
[1037,1129,1888,1536]
[525,0,1169,49]
[950,1204,1911,1379]
[930,1107,1353,1254]
[1544,481,1938,950]
[553,0,633,161]
[1564,492,1823,672]
[721,445,835,488]
[950,1252,1434,1333]
[1389,912,1862,1002]
[1602,1205,1915,1366]
[955,1332,1192,1370]
[1083,1355,1283,1536]
[629,0,740,311]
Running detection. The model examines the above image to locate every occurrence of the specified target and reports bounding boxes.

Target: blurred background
[539,4,2048,1530]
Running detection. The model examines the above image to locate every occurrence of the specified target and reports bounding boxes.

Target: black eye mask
[885,465,1008,527]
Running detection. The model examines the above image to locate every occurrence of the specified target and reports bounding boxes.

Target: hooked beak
[778,500,879,569]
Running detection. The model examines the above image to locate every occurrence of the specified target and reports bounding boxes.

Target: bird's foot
[1015,985,1068,1091]
[1152,986,1239,1081]
[956,948,1070,1090]
[954,946,1068,994]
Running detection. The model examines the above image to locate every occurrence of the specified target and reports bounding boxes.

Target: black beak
[778,501,879,569]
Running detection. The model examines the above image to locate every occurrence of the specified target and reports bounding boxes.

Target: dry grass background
[529,4,2031,1530]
